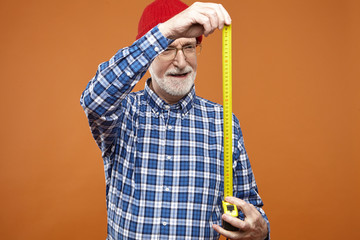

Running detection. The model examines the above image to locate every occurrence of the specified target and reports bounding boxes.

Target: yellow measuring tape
[222,24,239,231]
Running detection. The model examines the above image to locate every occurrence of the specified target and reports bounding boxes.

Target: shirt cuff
[135,25,174,61]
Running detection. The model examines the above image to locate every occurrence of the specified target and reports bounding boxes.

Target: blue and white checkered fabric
[81,25,269,240]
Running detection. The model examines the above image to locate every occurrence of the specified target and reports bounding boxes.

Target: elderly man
[81,0,269,239]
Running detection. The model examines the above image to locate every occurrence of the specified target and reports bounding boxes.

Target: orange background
[0,0,359,239]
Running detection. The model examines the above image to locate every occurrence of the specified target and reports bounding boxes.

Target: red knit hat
[136,0,203,43]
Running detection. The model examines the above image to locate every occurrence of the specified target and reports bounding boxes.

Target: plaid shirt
[81,26,269,240]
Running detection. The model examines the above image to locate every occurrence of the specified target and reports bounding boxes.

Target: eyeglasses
[158,44,202,61]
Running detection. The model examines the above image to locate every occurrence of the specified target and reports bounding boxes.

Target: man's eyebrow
[169,41,197,48]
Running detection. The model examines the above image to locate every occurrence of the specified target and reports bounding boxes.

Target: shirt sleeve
[232,115,270,239]
[80,25,173,156]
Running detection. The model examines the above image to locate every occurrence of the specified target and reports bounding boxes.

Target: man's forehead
[169,38,197,47]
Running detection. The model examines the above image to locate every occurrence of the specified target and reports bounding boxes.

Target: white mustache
[165,66,193,76]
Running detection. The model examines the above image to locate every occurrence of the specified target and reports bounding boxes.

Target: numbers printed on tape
[222,25,239,231]
[222,25,233,199]
[222,24,239,231]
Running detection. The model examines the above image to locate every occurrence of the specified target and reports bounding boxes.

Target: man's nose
[172,50,187,69]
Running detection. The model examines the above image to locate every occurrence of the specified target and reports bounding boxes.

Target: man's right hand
[159,2,231,40]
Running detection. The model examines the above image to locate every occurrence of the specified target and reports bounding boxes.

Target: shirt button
[126,71,131,77]
[167,156,172,160]
[168,126,172,130]
[154,46,159,52]
[162,221,167,226]
[164,105,170,110]
[165,187,170,192]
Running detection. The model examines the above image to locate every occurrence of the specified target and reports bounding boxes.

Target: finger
[212,224,245,240]
[202,6,219,32]
[222,213,251,232]
[189,6,218,36]
[192,3,224,33]
[225,196,258,220]
[195,13,213,37]
[218,3,232,25]
[213,4,226,29]
[207,4,225,30]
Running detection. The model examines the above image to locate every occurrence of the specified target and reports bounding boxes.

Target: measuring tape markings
[222,24,239,231]
[222,24,233,199]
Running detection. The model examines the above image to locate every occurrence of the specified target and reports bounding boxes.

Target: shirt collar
[144,78,195,115]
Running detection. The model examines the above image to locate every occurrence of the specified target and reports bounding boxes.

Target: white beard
[149,65,196,96]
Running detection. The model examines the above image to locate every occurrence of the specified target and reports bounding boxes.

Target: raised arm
[80,27,171,156]
[81,2,231,156]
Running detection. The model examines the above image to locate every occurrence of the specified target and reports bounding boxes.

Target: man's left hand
[212,196,268,240]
